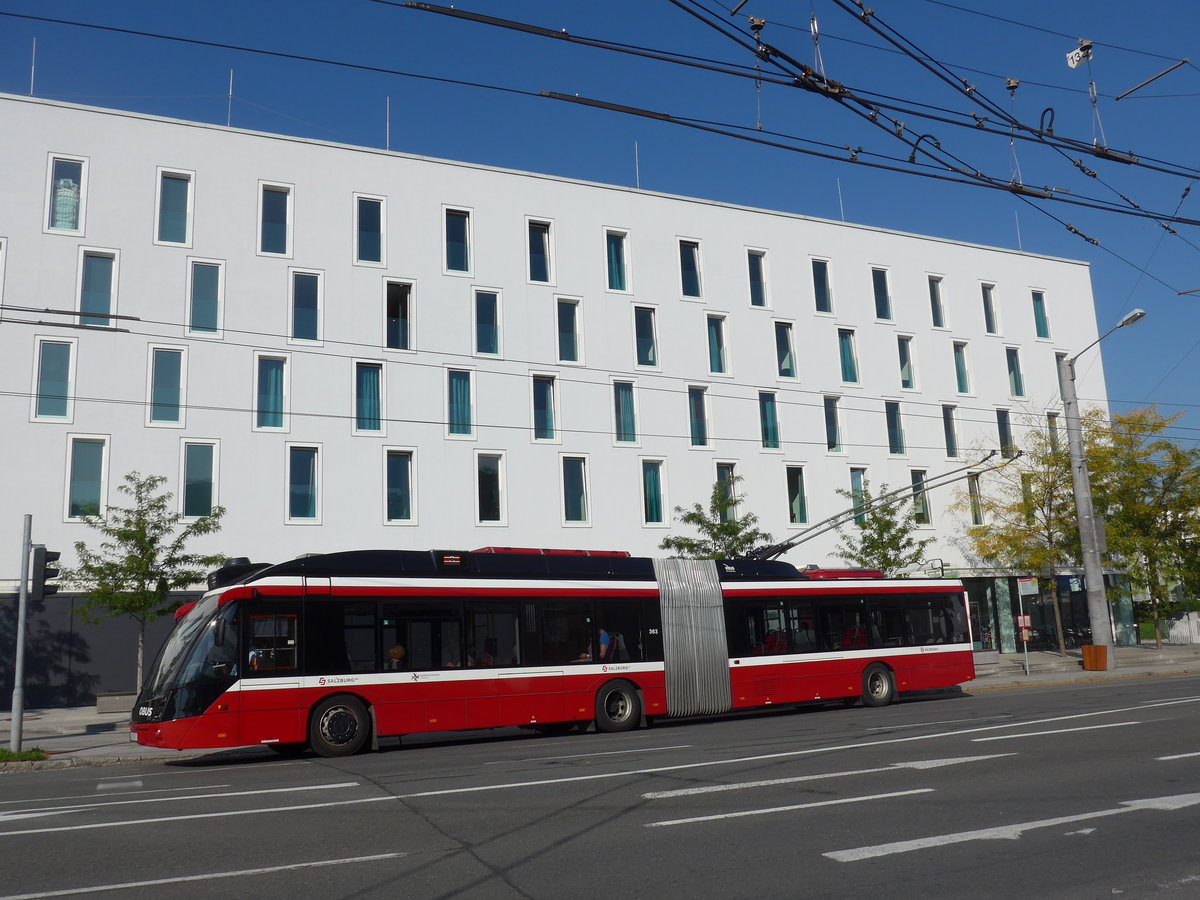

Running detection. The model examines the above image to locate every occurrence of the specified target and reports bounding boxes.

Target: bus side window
[465,602,520,666]
[786,599,817,653]
[594,598,656,662]
[245,603,299,675]
[540,600,591,665]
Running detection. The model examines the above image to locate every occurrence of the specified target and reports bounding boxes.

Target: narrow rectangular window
[613,381,637,443]
[1047,412,1060,449]
[982,284,998,334]
[1006,347,1025,397]
[747,250,767,306]
[759,392,780,449]
[183,443,216,518]
[954,342,971,393]
[356,196,383,264]
[898,336,915,389]
[716,463,737,522]
[445,208,471,273]
[942,405,959,458]
[634,306,658,367]
[475,290,500,355]
[642,459,665,524]
[385,282,411,350]
[255,356,287,429]
[291,271,320,342]
[824,396,841,452]
[1032,291,1050,338]
[838,329,858,383]
[688,387,708,447]
[79,251,114,327]
[385,450,413,522]
[606,230,627,291]
[448,369,473,436]
[680,240,702,298]
[557,299,580,363]
[528,220,552,283]
[288,446,319,520]
[34,340,72,419]
[532,376,556,441]
[156,171,191,245]
[812,259,832,313]
[928,276,945,327]
[997,409,1016,458]
[886,400,905,454]
[47,157,85,232]
[477,453,504,523]
[775,323,796,378]
[188,261,221,335]
[707,315,727,374]
[260,184,290,255]
[872,268,892,320]
[562,456,589,523]
[149,348,184,424]
[67,437,105,518]
[850,467,867,525]
[786,466,807,524]
[355,362,383,433]
[911,470,931,525]
[968,474,984,525]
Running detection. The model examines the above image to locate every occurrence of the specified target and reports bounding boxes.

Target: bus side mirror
[214,618,226,647]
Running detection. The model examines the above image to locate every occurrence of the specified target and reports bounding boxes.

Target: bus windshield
[140,595,220,702]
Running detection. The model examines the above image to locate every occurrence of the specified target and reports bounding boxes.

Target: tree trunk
[1049,577,1067,657]
[136,619,145,695]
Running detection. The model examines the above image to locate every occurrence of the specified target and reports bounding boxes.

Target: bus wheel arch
[594,679,642,733]
[308,693,372,757]
[861,663,896,708]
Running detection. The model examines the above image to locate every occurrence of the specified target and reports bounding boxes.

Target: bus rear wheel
[595,680,641,733]
[309,695,370,757]
[861,664,895,708]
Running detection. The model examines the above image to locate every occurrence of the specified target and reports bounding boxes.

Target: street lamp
[1058,308,1146,671]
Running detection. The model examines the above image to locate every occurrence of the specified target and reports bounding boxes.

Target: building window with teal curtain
[385,282,411,350]
[291,272,320,341]
[477,453,503,523]
[981,284,998,333]
[606,231,627,291]
[928,276,945,327]
[149,348,183,424]
[557,299,580,363]
[680,240,702,298]
[67,437,105,519]
[79,252,114,327]
[48,158,84,232]
[448,369,473,436]
[445,208,470,272]
[824,396,841,452]
[562,456,589,523]
[871,268,892,320]
[716,463,737,522]
[532,376,556,440]
[898,336,915,389]
[786,466,807,524]
[288,446,319,520]
[157,172,191,244]
[189,261,221,335]
[634,307,657,367]
[355,362,383,433]
[1006,347,1025,397]
[642,460,664,524]
[260,184,290,255]
[475,291,500,355]
[886,401,905,454]
[528,220,551,283]
[35,340,72,419]
[759,392,780,449]
[838,329,858,383]
[775,323,796,378]
[997,409,1016,458]
[910,470,931,525]
[356,196,383,264]
[255,356,286,429]
[613,381,637,443]
[1032,291,1051,338]
[953,342,971,394]
[850,467,867,525]
[688,387,708,447]
[183,443,216,518]
[386,450,413,522]
[748,250,767,306]
[942,405,959,458]
[812,259,832,313]
[707,315,727,374]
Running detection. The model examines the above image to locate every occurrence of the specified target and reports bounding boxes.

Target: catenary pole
[10,515,32,753]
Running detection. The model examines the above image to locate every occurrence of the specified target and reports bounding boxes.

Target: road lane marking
[95,781,142,792]
[645,789,934,828]
[865,715,1013,731]
[642,755,1013,799]
[972,722,1140,742]
[0,852,407,899]
[824,792,1200,861]
[486,745,693,764]
[1156,751,1200,760]
[0,785,232,807]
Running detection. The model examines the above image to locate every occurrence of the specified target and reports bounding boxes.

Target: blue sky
[3,0,1199,440]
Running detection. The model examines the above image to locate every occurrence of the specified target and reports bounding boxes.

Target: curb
[0,753,205,774]
[966,667,1200,692]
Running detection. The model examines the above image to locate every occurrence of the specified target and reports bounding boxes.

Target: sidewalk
[4,643,1200,772]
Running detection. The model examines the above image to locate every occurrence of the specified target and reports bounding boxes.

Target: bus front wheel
[594,680,641,733]
[861,664,895,708]
[309,695,371,757]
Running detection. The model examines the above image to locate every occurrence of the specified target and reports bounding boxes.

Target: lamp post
[1058,308,1146,671]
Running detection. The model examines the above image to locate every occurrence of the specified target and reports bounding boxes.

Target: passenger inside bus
[385,644,406,670]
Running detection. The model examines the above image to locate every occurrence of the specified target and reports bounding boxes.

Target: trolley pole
[10,515,32,753]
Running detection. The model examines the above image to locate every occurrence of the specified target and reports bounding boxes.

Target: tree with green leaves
[65,472,226,693]
[659,475,772,559]
[832,479,935,577]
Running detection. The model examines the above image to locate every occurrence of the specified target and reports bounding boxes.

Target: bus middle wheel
[594,680,641,733]
[861,664,895,708]
[309,695,370,757]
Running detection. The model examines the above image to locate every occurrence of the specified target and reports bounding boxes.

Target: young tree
[659,475,772,559]
[832,480,935,576]
[65,472,226,693]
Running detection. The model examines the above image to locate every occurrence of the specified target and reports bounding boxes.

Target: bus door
[238,598,304,746]
[380,600,463,734]
[464,601,520,729]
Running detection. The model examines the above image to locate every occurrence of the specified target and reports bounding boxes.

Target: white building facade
[1,94,1109,650]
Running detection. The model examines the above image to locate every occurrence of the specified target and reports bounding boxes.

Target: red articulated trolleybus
[130,547,975,757]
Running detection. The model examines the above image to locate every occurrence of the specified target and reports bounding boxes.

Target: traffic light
[31,547,61,602]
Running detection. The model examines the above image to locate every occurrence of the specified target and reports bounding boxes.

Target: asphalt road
[3,678,1200,899]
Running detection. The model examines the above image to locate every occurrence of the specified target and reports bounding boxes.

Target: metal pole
[1059,355,1115,670]
[10,515,32,753]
